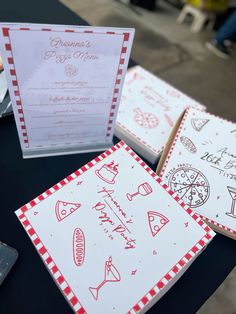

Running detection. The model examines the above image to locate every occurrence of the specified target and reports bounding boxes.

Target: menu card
[0,23,134,158]
[15,141,214,313]
[157,108,236,239]
[115,66,206,164]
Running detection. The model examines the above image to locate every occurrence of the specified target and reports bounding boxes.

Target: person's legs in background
[206,10,236,59]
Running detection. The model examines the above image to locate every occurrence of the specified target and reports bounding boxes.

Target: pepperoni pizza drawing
[133,108,159,129]
[55,200,81,222]
[191,118,209,132]
[147,211,169,237]
[168,167,210,208]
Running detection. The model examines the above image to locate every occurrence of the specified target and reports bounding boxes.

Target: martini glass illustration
[226,186,236,218]
[89,256,121,301]
[126,182,153,201]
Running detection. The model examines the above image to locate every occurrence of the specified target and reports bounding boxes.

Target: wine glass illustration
[89,256,121,301]
[126,182,153,201]
[226,186,236,218]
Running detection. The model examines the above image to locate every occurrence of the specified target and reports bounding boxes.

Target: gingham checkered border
[159,108,189,177]
[1,26,132,148]
[199,214,236,236]
[158,108,236,236]
[2,27,29,147]
[116,121,163,155]
[15,140,214,314]
[15,211,86,314]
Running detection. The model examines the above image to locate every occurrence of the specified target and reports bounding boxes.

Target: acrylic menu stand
[0,23,134,158]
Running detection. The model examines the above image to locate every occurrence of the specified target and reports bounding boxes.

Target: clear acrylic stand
[22,141,113,159]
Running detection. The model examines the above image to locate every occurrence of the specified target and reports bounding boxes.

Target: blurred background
[60,0,236,123]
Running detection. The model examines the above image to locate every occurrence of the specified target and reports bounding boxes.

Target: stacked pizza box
[157,108,236,240]
[15,141,215,313]
[115,66,206,164]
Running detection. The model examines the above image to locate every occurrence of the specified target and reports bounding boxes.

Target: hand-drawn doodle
[133,107,159,129]
[168,167,210,208]
[73,228,85,266]
[166,89,181,98]
[180,136,197,153]
[147,211,169,237]
[55,200,81,222]
[64,64,78,77]
[164,113,174,127]
[126,182,153,201]
[191,118,209,132]
[95,161,119,184]
[126,71,144,85]
[89,256,121,301]
[226,186,236,218]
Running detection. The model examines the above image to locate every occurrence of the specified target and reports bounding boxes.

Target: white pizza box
[15,141,215,313]
[115,66,206,164]
[157,108,236,240]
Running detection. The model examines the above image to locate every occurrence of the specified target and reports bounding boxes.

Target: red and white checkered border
[15,140,214,314]
[116,121,163,155]
[159,108,236,236]
[159,108,189,178]
[199,214,236,236]
[1,26,131,148]
[2,27,30,147]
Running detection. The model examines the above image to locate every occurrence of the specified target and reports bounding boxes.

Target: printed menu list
[0,24,134,154]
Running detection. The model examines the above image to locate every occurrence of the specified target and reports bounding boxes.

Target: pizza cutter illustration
[126,182,153,201]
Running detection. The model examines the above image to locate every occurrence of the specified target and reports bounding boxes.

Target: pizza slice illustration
[147,211,169,237]
[191,118,209,132]
[55,200,81,222]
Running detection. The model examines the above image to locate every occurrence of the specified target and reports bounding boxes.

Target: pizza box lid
[115,66,206,164]
[15,141,214,313]
[157,108,236,240]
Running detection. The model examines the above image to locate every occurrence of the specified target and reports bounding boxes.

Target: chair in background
[177,0,229,33]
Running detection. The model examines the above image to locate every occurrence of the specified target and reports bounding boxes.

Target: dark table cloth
[0,1,235,313]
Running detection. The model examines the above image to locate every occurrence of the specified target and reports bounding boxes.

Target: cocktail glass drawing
[89,256,121,301]
[226,186,236,218]
[126,182,153,201]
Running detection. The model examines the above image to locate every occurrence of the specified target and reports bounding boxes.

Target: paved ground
[60,0,235,313]
[61,0,236,122]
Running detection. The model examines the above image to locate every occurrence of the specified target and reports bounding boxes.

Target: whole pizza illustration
[133,108,159,129]
[64,64,78,77]
[168,167,210,208]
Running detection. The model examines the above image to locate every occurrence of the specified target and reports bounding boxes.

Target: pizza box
[115,66,206,164]
[15,141,214,313]
[157,108,236,240]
